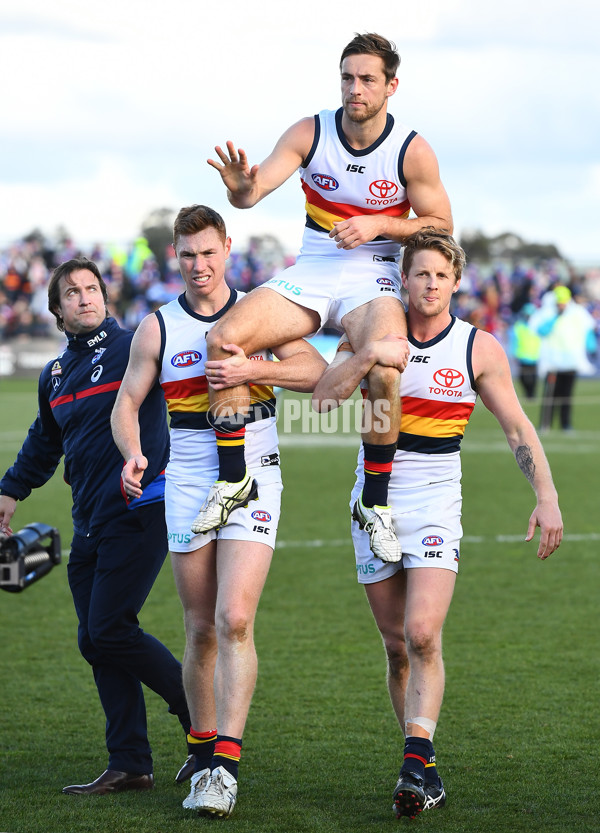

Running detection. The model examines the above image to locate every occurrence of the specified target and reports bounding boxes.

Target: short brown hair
[340,33,400,83]
[47,257,108,332]
[173,205,227,249]
[402,228,466,283]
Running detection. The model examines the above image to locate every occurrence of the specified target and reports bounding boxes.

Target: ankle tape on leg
[405,716,437,740]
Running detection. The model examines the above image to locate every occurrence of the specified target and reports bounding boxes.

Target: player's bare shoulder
[472,327,511,381]
[276,116,316,161]
[129,310,162,360]
[403,133,439,174]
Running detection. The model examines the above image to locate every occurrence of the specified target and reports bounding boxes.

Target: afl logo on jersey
[171,350,202,368]
[422,535,444,546]
[377,278,395,286]
[251,510,272,523]
[433,368,464,388]
[312,173,339,191]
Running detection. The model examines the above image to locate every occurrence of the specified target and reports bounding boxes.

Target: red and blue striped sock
[211,735,242,780]
[424,748,440,786]
[187,728,217,773]
[401,737,433,780]
[362,441,396,507]
[215,424,246,482]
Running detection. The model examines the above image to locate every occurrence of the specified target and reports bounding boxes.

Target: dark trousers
[517,361,538,400]
[67,503,190,773]
[540,370,577,431]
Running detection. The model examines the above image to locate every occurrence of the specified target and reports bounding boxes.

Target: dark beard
[343,99,385,124]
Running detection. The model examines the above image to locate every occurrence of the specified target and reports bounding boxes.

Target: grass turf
[0,377,599,832]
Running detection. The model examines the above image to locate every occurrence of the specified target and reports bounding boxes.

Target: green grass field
[1,376,599,833]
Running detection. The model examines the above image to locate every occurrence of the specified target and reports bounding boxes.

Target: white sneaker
[352,494,402,563]
[196,766,238,817]
[191,472,258,533]
[182,767,211,810]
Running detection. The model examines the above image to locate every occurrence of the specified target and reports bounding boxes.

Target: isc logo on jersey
[251,510,272,523]
[312,173,339,191]
[171,350,202,368]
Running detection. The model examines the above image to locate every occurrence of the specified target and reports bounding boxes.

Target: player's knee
[184,613,217,655]
[205,325,226,359]
[216,609,252,646]
[384,638,409,680]
[206,320,244,359]
[405,626,440,662]
[378,624,407,671]
[366,362,401,399]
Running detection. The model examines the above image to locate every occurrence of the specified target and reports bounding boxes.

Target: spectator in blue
[531,286,597,432]
[509,303,541,400]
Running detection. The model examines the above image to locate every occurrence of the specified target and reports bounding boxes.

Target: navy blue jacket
[0,318,169,536]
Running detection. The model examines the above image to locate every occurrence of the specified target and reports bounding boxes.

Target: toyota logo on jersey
[369,180,398,199]
[433,368,464,388]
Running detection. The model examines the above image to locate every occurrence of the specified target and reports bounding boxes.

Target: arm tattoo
[515,444,536,484]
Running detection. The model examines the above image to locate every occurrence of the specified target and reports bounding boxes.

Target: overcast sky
[1,0,599,264]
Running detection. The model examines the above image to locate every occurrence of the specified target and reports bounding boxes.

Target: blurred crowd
[0,231,294,340]
[2,230,599,387]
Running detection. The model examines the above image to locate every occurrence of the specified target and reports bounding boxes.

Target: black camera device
[0,523,61,593]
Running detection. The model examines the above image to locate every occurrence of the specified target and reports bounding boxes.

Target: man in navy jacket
[0,257,192,794]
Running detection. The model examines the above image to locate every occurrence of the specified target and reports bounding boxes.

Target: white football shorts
[350,476,463,584]
[165,420,283,553]
[260,253,402,332]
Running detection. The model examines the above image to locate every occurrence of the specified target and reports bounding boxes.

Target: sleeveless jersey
[360,317,478,488]
[299,108,417,259]
[156,290,276,432]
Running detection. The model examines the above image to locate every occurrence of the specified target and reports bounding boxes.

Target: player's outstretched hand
[121,455,148,500]
[207,141,260,200]
[526,501,563,559]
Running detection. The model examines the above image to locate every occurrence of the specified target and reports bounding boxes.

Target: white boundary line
[58,531,598,557]
[274,532,600,549]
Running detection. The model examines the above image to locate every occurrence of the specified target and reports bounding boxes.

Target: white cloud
[1,157,180,244]
[1,0,599,261]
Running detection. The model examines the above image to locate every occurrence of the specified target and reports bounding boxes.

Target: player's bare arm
[312,334,408,411]
[402,136,453,234]
[329,135,452,250]
[205,338,327,392]
[207,118,315,208]
[111,314,162,498]
[473,329,563,559]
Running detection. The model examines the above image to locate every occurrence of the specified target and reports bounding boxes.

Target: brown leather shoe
[62,769,154,795]
[175,753,196,783]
